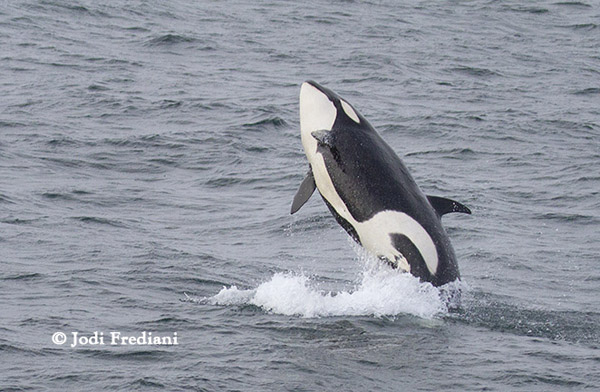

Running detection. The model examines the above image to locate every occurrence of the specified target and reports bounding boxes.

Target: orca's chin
[299,82,336,151]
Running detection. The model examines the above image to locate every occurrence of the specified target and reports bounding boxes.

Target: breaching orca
[291,81,471,287]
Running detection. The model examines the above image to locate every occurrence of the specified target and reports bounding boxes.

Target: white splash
[203,263,448,319]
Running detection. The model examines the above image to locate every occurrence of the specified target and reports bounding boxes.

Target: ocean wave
[448,65,503,78]
[145,34,196,46]
[71,216,128,228]
[242,116,288,129]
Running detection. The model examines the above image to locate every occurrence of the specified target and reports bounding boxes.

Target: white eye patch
[341,100,360,123]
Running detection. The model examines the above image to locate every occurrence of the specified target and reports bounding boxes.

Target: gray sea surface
[1,0,599,391]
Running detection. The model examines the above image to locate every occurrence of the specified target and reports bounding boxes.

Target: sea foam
[205,263,448,319]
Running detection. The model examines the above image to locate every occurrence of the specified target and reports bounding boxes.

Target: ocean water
[1,0,599,390]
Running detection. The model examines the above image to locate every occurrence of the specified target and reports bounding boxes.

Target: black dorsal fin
[291,170,316,214]
[427,195,471,217]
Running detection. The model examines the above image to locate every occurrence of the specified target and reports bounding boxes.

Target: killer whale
[291,81,471,287]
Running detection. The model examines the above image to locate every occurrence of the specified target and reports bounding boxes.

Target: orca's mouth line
[305,80,339,103]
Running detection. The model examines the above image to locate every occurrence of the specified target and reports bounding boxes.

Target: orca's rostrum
[291,81,471,287]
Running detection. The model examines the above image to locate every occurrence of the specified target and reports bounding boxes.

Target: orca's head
[299,81,362,155]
